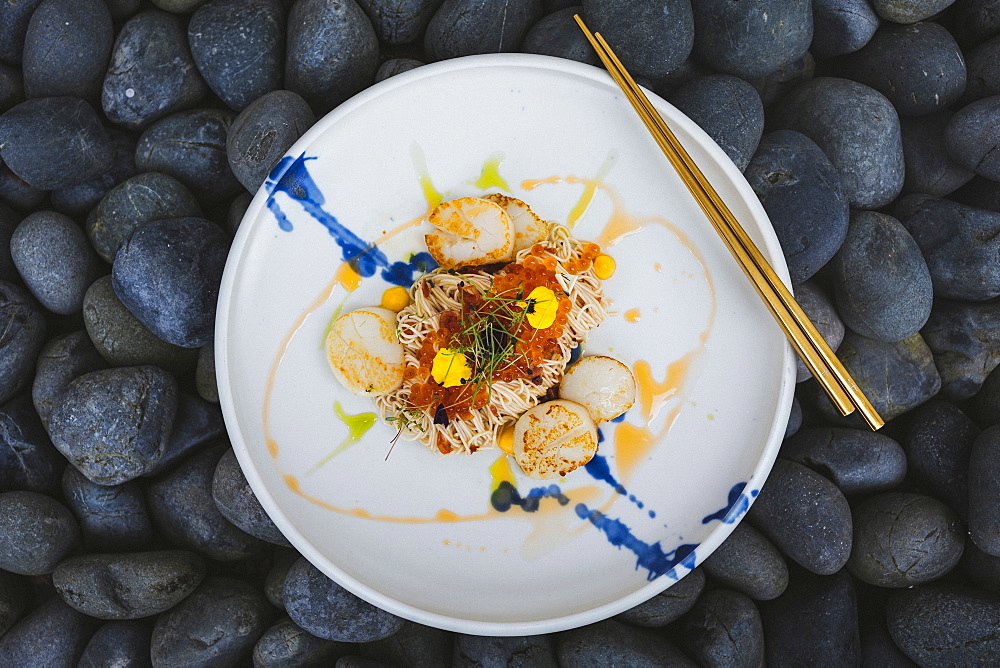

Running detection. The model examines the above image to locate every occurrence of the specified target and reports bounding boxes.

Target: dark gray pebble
[701,522,788,600]
[0,280,46,405]
[839,22,966,116]
[0,569,29,637]
[87,171,201,264]
[746,130,850,284]
[0,490,80,575]
[31,329,106,427]
[53,550,204,620]
[146,392,225,476]
[112,217,229,348]
[829,210,932,342]
[964,34,1000,104]
[0,163,46,211]
[374,58,424,82]
[680,588,765,667]
[152,0,209,11]
[227,89,316,194]
[901,197,1000,301]
[264,547,300,609]
[21,0,113,100]
[760,569,859,665]
[747,52,815,109]
[48,366,177,485]
[791,283,844,382]
[134,108,241,201]
[147,445,266,561]
[226,191,252,236]
[616,566,705,627]
[454,634,557,667]
[869,0,953,23]
[668,74,764,172]
[811,0,879,58]
[62,466,154,552]
[848,492,964,586]
[213,448,290,546]
[0,96,113,190]
[813,332,940,423]
[556,618,696,666]
[188,0,284,111]
[0,0,44,65]
[0,394,65,495]
[83,275,199,374]
[900,112,974,196]
[521,7,600,66]
[747,458,852,575]
[283,557,404,642]
[690,0,812,78]
[580,0,693,79]
[285,0,379,113]
[781,427,907,495]
[772,77,904,209]
[946,96,1000,182]
[50,127,137,217]
[357,0,441,45]
[901,400,978,518]
[969,425,1000,555]
[11,210,101,315]
[921,299,1000,400]
[425,0,542,61]
[78,620,152,668]
[887,584,1000,665]
[102,10,208,129]
[362,620,453,666]
[254,617,347,667]
[0,596,98,666]
[151,576,274,667]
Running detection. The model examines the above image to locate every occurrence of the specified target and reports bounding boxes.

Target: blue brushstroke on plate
[490,481,569,513]
[265,154,437,286]
[585,454,655,517]
[575,503,697,580]
[701,482,759,524]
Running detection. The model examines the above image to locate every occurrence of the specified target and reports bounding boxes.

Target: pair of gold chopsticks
[574,15,884,431]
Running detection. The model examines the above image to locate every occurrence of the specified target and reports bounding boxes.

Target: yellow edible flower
[431,348,473,387]
[525,286,558,329]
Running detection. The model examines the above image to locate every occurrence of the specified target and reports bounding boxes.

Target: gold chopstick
[574,15,884,431]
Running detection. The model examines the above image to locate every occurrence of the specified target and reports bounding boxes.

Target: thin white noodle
[376,223,607,454]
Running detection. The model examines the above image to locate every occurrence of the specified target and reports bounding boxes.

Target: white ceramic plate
[216,54,795,635]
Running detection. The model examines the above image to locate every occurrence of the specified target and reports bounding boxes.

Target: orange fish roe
[402,242,600,425]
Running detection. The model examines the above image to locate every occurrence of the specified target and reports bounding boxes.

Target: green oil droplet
[307,401,377,474]
[471,153,511,191]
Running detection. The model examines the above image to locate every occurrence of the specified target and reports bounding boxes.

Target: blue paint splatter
[584,454,655,517]
[265,153,438,287]
[701,482,759,524]
[576,504,697,580]
[491,481,569,513]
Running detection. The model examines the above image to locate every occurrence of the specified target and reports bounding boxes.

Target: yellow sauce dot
[594,254,616,280]
[497,426,515,455]
[431,348,472,387]
[380,286,410,312]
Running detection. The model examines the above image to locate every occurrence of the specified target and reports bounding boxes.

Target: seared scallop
[424,196,513,269]
[513,400,598,479]
[558,355,636,422]
[483,193,547,258]
[325,307,404,396]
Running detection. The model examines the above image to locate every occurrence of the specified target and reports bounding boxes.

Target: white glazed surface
[216,54,795,635]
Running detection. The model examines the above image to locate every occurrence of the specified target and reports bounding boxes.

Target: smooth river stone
[810,0,879,58]
[580,0,694,79]
[0,596,98,666]
[700,523,788,600]
[747,459,853,575]
[557,619,696,666]
[0,394,65,495]
[902,400,979,518]
[454,634,557,667]
[680,589,765,667]
[969,425,1000,556]
[900,113,975,197]
[21,0,113,100]
[253,617,347,667]
[0,490,80,575]
[772,77,904,209]
[921,298,1000,400]
[62,465,154,552]
[31,330,106,427]
[780,427,907,495]
[946,95,1000,181]
[212,448,290,546]
[888,584,1000,665]
[848,492,965,587]
[616,567,705,627]
[424,0,543,60]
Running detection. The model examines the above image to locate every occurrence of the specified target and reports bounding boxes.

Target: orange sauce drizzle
[624,308,641,323]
